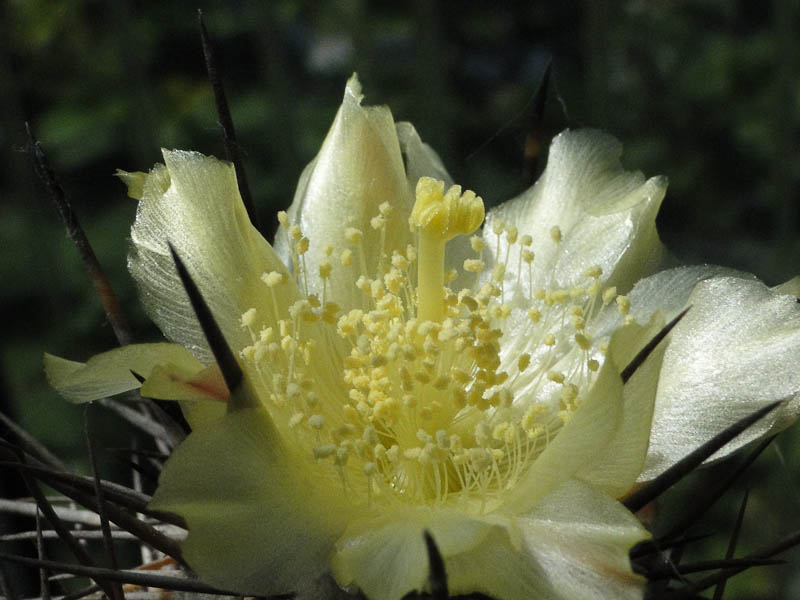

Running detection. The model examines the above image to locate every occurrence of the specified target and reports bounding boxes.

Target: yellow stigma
[410,177,485,322]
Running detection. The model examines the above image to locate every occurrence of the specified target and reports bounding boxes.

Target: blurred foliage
[1,0,800,597]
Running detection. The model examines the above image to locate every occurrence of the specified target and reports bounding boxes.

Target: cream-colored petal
[485,129,666,296]
[641,276,800,480]
[128,150,297,363]
[44,343,200,403]
[275,75,412,309]
[502,355,625,513]
[447,480,647,600]
[576,313,666,497]
[626,265,755,325]
[331,508,495,600]
[150,407,354,595]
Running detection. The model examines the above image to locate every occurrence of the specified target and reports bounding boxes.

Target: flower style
[46,75,800,600]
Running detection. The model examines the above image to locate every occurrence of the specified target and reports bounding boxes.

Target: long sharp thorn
[622,306,690,384]
[712,489,750,600]
[660,436,773,545]
[647,557,783,581]
[35,511,51,600]
[168,242,242,393]
[84,407,123,600]
[623,400,783,513]
[423,530,448,600]
[198,9,259,233]
[521,60,552,187]
[25,123,133,346]
[18,467,118,597]
[0,552,259,596]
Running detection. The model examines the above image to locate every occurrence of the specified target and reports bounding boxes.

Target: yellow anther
[341,249,353,267]
[522,249,534,264]
[518,353,531,372]
[550,226,562,244]
[506,226,518,244]
[616,295,631,315]
[587,359,600,372]
[319,261,333,279]
[345,228,363,243]
[584,265,603,279]
[277,211,289,227]
[289,224,303,241]
[602,287,617,305]
[492,219,505,236]
[295,237,309,255]
[313,445,336,459]
[288,412,304,428]
[528,308,541,323]
[470,236,486,252]
[575,332,592,350]
[323,244,334,256]
[241,308,257,328]
[379,202,393,216]
[464,259,485,273]
[370,215,385,230]
[547,371,565,384]
[261,271,285,287]
[391,253,409,270]
[544,333,556,346]
[520,234,532,246]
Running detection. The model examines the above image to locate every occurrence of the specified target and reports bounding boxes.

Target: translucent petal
[502,356,625,512]
[577,313,666,497]
[331,508,495,600]
[275,75,412,309]
[484,129,666,295]
[128,150,297,362]
[626,265,755,325]
[150,407,355,595]
[640,276,800,479]
[44,343,200,403]
[447,480,647,600]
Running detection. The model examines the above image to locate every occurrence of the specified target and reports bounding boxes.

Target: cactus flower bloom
[46,76,800,600]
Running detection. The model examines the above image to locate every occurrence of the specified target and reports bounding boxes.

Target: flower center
[238,178,631,512]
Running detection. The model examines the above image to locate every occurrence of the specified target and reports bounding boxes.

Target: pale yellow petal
[576,312,666,497]
[502,355,625,513]
[641,276,800,479]
[448,480,647,600]
[485,129,666,294]
[45,343,200,403]
[150,407,355,595]
[275,74,412,309]
[331,508,494,600]
[128,150,298,362]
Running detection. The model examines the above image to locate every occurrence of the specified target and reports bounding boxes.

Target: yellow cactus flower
[46,75,800,600]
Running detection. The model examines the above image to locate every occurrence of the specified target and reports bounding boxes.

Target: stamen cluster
[238,177,631,512]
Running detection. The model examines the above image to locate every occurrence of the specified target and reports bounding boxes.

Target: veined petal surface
[447,480,647,600]
[127,150,297,363]
[150,407,356,595]
[44,343,200,403]
[484,129,666,296]
[641,276,800,479]
[275,75,412,309]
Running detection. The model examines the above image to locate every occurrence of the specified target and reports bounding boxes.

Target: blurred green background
[2,0,800,597]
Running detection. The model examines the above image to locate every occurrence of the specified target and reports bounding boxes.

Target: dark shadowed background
[2,1,800,597]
